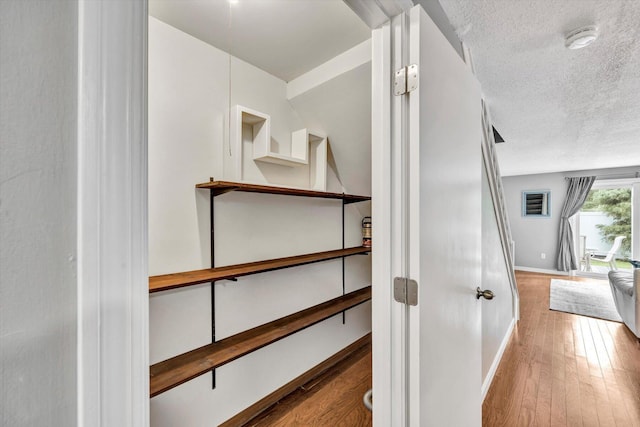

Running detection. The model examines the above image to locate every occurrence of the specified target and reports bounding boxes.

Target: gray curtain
[556,176,596,271]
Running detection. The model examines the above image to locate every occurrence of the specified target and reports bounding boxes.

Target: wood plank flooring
[483,271,640,427]
[248,270,640,426]
[248,341,372,426]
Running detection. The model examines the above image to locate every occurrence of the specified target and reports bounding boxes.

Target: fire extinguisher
[362,216,372,248]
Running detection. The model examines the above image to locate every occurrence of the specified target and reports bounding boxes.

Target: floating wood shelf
[150,286,372,397]
[195,180,371,204]
[149,246,370,293]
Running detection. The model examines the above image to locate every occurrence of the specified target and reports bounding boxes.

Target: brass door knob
[476,287,494,300]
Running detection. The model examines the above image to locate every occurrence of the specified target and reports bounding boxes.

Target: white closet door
[372,4,483,425]
[406,5,483,426]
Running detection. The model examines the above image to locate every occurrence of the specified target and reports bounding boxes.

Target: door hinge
[393,64,418,96]
[393,277,418,306]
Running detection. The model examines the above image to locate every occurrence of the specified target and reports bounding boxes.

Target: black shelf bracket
[210,189,217,389]
[342,198,346,325]
[201,183,371,388]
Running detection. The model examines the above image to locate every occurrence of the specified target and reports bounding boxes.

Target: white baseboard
[515,266,570,276]
[481,318,515,402]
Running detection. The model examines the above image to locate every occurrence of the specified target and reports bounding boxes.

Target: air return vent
[522,190,551,217]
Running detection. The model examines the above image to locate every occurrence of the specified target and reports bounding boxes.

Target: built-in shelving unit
[149,246,370,293]
[229,105,329,190]
[150,286,371,397]
[149,180,371,398]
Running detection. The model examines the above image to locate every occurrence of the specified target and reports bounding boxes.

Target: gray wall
[0,1,78,426]
[481,166,513,382]
[503,172,566,270]
[503,166,640,271]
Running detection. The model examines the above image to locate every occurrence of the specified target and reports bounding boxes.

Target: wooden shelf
[149,246,370,293]
[150,286,372,397]
[195,180,371,204]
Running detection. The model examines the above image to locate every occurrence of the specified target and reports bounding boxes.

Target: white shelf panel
[254,152,308,167]
[230,105,328,191]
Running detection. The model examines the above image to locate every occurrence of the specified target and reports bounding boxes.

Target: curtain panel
[556,176,596,271]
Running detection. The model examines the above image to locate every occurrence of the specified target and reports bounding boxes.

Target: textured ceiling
[149,0,370,82]
[439,0,640,176]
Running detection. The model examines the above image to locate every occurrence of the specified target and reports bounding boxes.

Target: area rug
[549,279,622,322]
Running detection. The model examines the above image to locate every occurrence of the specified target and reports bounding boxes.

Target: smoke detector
[565,26,599,49]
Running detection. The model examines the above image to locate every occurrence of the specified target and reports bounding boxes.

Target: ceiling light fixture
[565,26,599,49]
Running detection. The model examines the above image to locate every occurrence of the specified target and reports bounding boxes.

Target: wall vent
[522,190,551,217]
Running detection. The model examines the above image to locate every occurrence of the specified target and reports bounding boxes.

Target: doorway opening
[576,181,636,275]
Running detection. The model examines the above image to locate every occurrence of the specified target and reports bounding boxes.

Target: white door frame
[372,16,408,427]
[635,182,640,259]
[369,2,413,425]
[575,177,640,274]
[371,7,422,427]
[75,0,411,425]
[77,1,149,426]
[371,21,393,427]
[590,178,640,259]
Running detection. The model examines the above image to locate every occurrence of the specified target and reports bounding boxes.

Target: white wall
[229,57,311,188]
[503,166,640,271]
[414,0,463,59]
[289,62,372,198]
[148,17,371,426]
[481,166,513,384]
[148,17,227,275]
[0,1,77,426]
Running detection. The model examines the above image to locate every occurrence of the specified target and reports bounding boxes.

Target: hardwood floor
[483,271,640,427]
[247,270,640,426]
[248,342,372,426]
